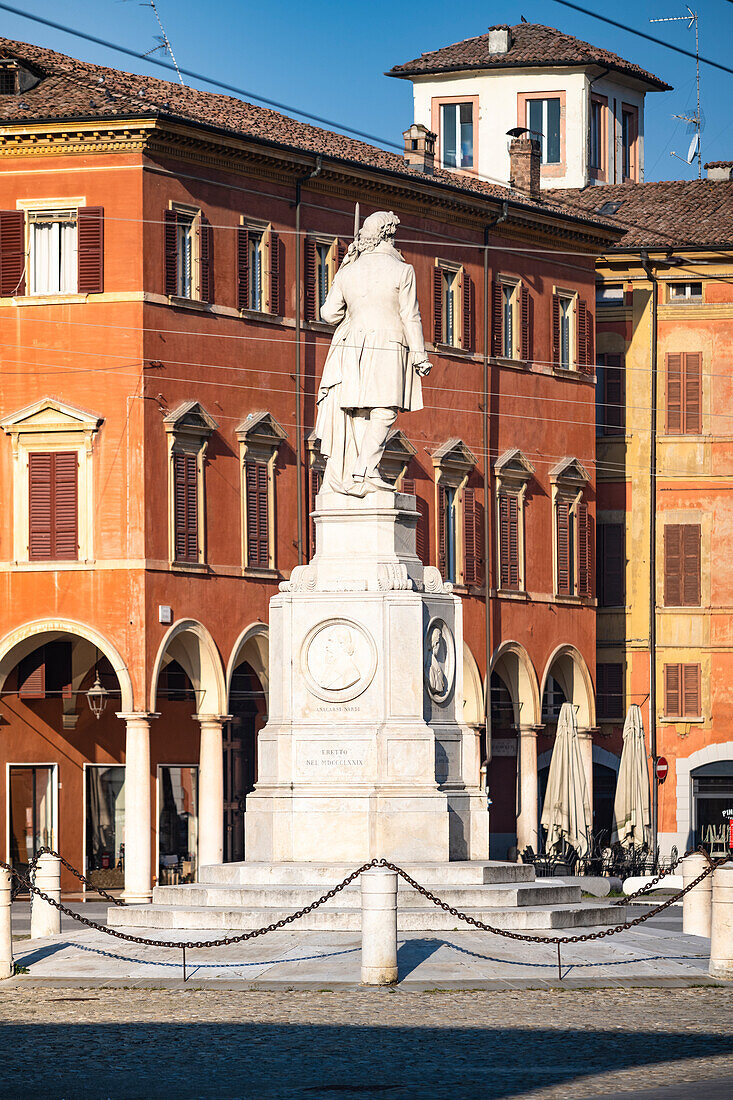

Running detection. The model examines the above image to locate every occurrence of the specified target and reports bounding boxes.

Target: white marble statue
[314,210,432,495]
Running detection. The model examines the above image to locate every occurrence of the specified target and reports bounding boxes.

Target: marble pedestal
[245,490,488,863]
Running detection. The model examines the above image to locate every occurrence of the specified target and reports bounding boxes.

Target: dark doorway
[224,661,267,862]
[593,762,617,840]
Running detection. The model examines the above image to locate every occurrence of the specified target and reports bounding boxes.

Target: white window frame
[169,201,202,303]
[82,762,126,891]
[440,101,474,170]
[5,761,59,868]
[553,286,577,371]
[436,259,464,349]
[526,98,561,164]
[499,276,521,360]
[17,197,86,300]
[241,217,276,315]
[668,282,703,303]
[156,764,199,887]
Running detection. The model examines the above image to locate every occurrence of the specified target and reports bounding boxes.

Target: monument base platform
[107,861,620,933]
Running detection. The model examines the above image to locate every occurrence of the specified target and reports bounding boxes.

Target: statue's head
[356,210,400,253]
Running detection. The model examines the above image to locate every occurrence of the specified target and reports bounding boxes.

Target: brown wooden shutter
[683,663,701,717]
[173,453,198,562]
[463,487,478,585]
[28,452,53,561]
[577,501,592,596]
[682,523,701,606]
[499,493,519,590]
[597,663,623,720]
[404,478,428,564]
[433,266,443,345]
[556,501,571,595]
[237,225,249,310]
[599,523,624,606]
[53,452,79,560]
[304,238,317,321]
[77,206,104,294]
[19,648,46,699]
[684,352,702,434]
[666,353,683,434]
[164,210,178,296]
[664,663,681,716]
[461,271,474,351]
[551,293,561,367]
[664,524,682,606]
[246,460,269,568]
[585,301,594,373]
[337,240,346,268]
[0,209,26,296]
[199,216,213,303]
[491,280,502,356]
[602,354,625,434]
[576,299,587,369]
[438,483,447,577]
[520,285,531,361]
[309,465,322,557]
[269,229,281,315]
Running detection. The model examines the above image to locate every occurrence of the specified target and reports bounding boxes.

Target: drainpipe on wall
[293,155,322,565]
[641,250,659,854]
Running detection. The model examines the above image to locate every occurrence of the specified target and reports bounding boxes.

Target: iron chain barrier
[2,846,729,981]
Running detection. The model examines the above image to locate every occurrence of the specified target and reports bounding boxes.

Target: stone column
[118,712,157,904]
[0,867,12,979]
[30,853,61,938]
[710,864,733,979]
[578,728,595,827]
[516,725,539,852]
[198,715,231,871]
[682,853,712,937]
[361,867,398,985]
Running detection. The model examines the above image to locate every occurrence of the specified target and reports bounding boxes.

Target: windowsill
[665,300,703,307]
[660,605,704,613]
[598,604,626,611]
[168,295,212,312]
[239,309,285,325]
[304,319,336,333]
[491,355,529,371]
[658,434,707,443]
[13,293,88,306]
[552,366,595,383]
[660,716,705,725]
[434,343,476,360]
[244,566,280,581]
[170,560,209,572]
[553,594,593,605]
[12,559,91,570]
[597,432,629,441]
[497,588,529,600]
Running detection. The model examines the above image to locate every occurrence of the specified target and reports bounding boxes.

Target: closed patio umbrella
[611,704,651,848]
[540,702,593,858]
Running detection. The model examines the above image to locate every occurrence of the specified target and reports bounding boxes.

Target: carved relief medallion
[302,618,377,702]
[423,617,455,703]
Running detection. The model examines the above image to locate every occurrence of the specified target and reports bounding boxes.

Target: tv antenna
[650,8,701,177]
[121,1,184,84]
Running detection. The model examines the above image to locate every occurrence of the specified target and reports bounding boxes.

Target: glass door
[8,765,57,878]
[158,766,198,884]
[85,765,125,888]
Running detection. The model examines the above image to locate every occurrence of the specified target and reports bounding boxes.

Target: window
[597,663,623,721]
[664,663,701,718]
[19,205,104,297]
[305,237,342,321]
[597,523,625,607]
[164,206,213,303]
[237,410,287,573]
[28,207,77,295]
[85,765,125,885]
[158,766,198,885]
[163,401,218,566]
[18,641,72,699]
[401,477,428,564]
[552,292,593,373]
[666,352,702,435]
[498,493,520,590]
[669,282,703,303]
[664,523,701,607]
[526,97,561,164]
[494,449,533,592]
[491,279,530,361]
[554,496,592,597]
[173,453,198,563]
[238,221,280,315]
[439,483,457,583]
[596,283,624,307]
[9,765,56,873]
[555,293,573,368]
[596,353,625,435]
[432,438,481,586]
[28,451,78,561]
[440,101,474,169]
[434,262,474,350]
[590,95,607,178]
[621,105,638,182]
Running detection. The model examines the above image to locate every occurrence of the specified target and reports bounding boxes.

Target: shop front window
[86,765,125,888]
[158,766,198,884]
[693,768,733,857]
[9,765,56,875]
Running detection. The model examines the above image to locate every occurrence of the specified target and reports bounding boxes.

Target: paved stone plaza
[0,986,732,1098]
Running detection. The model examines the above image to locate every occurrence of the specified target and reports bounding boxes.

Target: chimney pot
[403,123,436,175]
[488,27,512,55]
[509,136,541,199]
[705,162,733,181]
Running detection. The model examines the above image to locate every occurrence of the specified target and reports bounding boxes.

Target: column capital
[195,713,233,725]
[116,711,160,722]
[518,724,543,734]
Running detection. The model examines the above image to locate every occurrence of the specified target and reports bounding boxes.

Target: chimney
[705,161,733,181]
[403,123,436,174]
[488,26,512,55]
[509,136,541,199]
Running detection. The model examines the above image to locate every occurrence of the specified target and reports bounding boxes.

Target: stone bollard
[30,854,61,940]
[709,863,733,979]
[682,853,712,937]
[0,868,12,979]
[361,867,398,985]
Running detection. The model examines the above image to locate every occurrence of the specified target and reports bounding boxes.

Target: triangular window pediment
[549,456,590,486]
[1,397,103,437]
[164,400,218,439]
[236,410,287,447]
[494,448,535,483]
[431,437,477,473]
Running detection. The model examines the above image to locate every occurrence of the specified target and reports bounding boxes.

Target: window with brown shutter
[499,493,520,590]
[304,238,318,322]
[402,478,428,564]
[199,216,213,304]
[491,280,503,356]
[0,209,25,296]
[666,352,702,434]
[461,271,474,351]
[164,209,178,297]
[551,293,561,366]
[237,225,249,311]
[173,452,199,562]
[556,500,571,595]
[269,230,281,315]
[29,451,78,561]
[597,353,625,435]
[597,663,623,720]
[462,487,483,585]
[664,523,701,606]
[18,649,46,699]
[664,662,701,717]
[520,285,531,361]
[245,460,270,568]
[308,465,323,557]
[77,207,104,294]
[576,502,592,597]
[598,523,624,606]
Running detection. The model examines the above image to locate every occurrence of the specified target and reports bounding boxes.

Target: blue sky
[4,0,733,181]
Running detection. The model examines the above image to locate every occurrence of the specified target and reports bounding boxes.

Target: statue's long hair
[343,211,400,266]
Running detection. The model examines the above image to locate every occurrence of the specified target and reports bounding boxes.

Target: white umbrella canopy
[611,704,652,848]
[540,702,593,858]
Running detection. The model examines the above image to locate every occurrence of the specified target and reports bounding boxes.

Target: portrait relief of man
[313,211,432,495]
[318,626,361,691]
[424,624,448,697]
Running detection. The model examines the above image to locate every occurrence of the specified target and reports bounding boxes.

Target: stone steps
[108,900,620,933]
[197,861,535,886]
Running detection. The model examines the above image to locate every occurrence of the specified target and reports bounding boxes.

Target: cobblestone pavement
[0,987,732,1098]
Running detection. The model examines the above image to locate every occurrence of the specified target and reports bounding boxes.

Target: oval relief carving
[423,617,455,704]
[302,618,377,702]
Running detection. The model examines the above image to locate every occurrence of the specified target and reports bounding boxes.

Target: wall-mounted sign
[655,757,668,783]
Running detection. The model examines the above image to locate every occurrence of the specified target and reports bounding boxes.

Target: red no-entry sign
[655,757,668,783]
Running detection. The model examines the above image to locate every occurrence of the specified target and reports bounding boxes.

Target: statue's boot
[352,406,397,485]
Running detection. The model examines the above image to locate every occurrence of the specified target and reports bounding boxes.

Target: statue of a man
[314,211,432,495]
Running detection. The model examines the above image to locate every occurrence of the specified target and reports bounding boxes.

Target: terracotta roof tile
[547,180,733,249]
[387,23,671,91]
